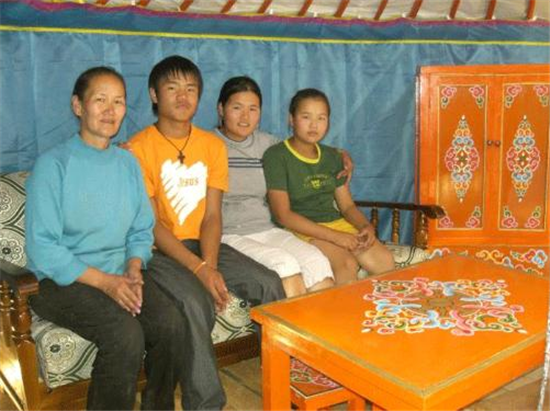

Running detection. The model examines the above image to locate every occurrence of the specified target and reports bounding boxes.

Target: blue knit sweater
[25,134,154,286]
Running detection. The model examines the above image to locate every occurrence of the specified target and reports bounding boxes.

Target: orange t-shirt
[128,124,228,240]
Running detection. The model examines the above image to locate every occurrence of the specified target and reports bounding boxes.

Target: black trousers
[147,240,286,410]
[30,273,185,411]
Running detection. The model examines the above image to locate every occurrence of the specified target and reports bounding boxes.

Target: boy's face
[150,72,200,124]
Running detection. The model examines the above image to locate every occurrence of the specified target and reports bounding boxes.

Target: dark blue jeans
[146,240,285,410]
[30,273,185,411]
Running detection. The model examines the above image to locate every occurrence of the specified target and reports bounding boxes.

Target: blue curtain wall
[1,0,549,242]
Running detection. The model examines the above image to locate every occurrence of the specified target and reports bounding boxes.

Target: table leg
[348,395,366,410]
[261,328,291,410]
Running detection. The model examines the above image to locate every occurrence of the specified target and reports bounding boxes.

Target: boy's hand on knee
[196,266,230,312]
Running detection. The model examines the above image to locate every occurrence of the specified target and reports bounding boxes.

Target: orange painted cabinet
[417,64,550,275]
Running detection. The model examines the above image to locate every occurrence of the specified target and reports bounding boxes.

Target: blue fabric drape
[1,0,549,242]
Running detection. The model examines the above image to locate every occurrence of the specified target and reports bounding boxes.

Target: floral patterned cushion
[358,243,430,279]
[386,243,430,268]
[0,172,28,267]
[31,313,97,388]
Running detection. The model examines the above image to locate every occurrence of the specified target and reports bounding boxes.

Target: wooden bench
[0,170,444,410]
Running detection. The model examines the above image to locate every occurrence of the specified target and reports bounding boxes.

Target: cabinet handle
[494,140,501,147]
[487,140,493,146]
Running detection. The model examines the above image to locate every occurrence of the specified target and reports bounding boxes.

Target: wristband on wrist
[193,260,207,275]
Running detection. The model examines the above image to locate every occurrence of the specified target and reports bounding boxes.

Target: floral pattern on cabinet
[533,84,549,106]
[444,116,480,204]
[499,81,549,233]
[505,116,541,202]
[419,64,550,273]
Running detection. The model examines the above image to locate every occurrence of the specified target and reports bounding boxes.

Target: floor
[1,358,547,410]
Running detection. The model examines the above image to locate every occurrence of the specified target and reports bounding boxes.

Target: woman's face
[72,74,126,142]
[290,97,329,145]
[218,91,261,141]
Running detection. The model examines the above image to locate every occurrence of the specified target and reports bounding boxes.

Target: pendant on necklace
[178,152,185,164]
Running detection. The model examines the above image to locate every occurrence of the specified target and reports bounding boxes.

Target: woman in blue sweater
[25,67,186,410]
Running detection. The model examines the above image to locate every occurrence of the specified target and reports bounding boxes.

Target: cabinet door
[496,73,550,244]
[418,64,550,247]
[418,71,492,245]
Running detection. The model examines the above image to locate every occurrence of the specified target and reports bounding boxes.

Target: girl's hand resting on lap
[356,225,376,250]
[332,231,360,251]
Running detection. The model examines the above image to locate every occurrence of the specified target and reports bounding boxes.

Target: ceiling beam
[485,0,497,20]
[257,0,273,14]
[448,0,461,19]
[220,0,237,13]
[334,0,350,18]
[298,0,314,17]
[179,0,194,12]
[374,0,389,21]
[526,0,536,20]
[408,0,423,18]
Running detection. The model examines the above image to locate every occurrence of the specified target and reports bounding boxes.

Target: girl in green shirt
[263,88,395,284]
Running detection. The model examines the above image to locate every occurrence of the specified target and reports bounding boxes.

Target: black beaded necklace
[155,124,191,164]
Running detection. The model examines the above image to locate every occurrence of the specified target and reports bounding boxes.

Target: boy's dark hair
[148,55,203,115]
[217,76,263,108]
[289,88,331,117]
[72,66,126,101]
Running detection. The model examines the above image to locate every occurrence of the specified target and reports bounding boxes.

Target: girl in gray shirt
[215,76,336,296]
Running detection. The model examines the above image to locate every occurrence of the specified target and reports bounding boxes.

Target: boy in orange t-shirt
[128,56,285,411]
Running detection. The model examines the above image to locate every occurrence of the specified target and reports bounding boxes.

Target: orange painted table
[250,255,549,410]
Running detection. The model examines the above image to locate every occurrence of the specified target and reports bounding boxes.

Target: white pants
[222,228,334,289]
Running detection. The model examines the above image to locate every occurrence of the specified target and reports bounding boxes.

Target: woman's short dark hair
[217,76,262,108]
[289,88,331,117]
[72,66,126,101]
[148,55,203,115]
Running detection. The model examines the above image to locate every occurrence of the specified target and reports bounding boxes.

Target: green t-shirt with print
[263,139,346,223]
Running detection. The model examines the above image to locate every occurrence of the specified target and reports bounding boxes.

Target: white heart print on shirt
[161,160,207,225]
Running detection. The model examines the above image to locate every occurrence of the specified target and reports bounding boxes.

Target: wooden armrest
[354,201,446,219]
[0,260,37,353]
[0,261,42,404]
[354,200,446,248]
[0,259,39,299]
